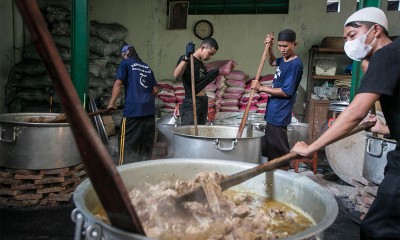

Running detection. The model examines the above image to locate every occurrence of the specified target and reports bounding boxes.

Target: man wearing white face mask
[292,7,400,239]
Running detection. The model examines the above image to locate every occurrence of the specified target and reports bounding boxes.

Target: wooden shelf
[312,75,352,80]
[306,45,351,143]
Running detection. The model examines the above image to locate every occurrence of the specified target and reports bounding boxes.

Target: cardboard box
[102,115,115,136]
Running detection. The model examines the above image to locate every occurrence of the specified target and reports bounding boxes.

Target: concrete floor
[0,164,361,240]
[293,166,361,240]
[0,134,362,239]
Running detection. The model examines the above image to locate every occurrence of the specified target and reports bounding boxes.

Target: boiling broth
[95,185,314,239]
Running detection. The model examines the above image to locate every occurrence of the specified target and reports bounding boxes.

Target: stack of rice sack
[50,18,128,109]
[204,60,256,118]
[214,75,227,113]
[173,82,185,104]
[157,79,179,114]
[204,79,217,120]
[220,70,249,112]
[6,1,129,113]
[243,74,274,114]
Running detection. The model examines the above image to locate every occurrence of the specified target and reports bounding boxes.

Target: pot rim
[0,112,69,126]
[363,132,397,143]
[173,125,265,139]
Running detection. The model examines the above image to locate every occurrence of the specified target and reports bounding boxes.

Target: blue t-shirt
[115,58,158,117]
[265,57,303,126]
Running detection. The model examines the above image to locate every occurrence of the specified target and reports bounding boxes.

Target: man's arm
[251,81,288,98]
[107,79,123,109]
[268,47,277,66]
[260,85,287,97]
[265,34,277,66]
[174,42,195,79]
[173,58,188,79]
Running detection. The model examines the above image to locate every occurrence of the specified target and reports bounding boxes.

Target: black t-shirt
[177,55,219,97]
[358,37,400,170]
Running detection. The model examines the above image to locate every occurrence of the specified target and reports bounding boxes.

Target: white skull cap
[344,7,388,30]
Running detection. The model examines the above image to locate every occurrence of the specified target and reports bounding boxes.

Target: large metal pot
[72,159,338,240]
[0,113,81,169]
[156,114,178,157]
[173,125,264,163]
[362,135,397,185]
[288,122,309,149]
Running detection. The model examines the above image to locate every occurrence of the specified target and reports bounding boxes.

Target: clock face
[194,20,214,40]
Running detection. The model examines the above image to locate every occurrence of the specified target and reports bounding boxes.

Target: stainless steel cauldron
[288,122,309,149]
[173,125,264,163]
[362,134,397,184]
[0,113,81,169]
[156,114,178,157]
[72,159,338,240]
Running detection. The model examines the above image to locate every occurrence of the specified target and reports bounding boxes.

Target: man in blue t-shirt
[251,29,303,167]
[107,44,159,164]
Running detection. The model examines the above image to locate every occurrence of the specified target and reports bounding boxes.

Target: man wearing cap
[108,44,159,164]
[292,7,400,239]
[251,29,303,168]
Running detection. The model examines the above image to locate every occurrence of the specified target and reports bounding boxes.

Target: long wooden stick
[15,0,145,235]
[237,32,274,138]
[177,121,376,203]
[190,54,198,136]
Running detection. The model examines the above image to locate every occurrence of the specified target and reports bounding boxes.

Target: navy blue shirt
[115,58,158,117]
[265,57,303,126]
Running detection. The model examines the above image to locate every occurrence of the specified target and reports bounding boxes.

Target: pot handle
[366,137,387,157]
[71,208,85,240]
[0,125,17,143]
[214,139,238,151]
[85,223,102,240]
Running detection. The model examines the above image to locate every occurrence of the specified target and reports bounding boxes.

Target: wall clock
[194,20,214,40]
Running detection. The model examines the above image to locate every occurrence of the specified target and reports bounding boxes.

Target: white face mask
[344,26,376,61]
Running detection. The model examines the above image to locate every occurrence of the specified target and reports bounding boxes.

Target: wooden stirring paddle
[237,32,274,138]
[190,53,199,136]
[15,0,145,235]
[177,121,376,204]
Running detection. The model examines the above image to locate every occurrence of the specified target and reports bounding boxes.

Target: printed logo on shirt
[131,63,152,74]
[272,66,281,88]
[199,67,206,79]
[139,73,149,88]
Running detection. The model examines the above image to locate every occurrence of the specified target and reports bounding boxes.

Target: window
[182,0,289,15]
[388,0,400,11]
[327,0,340,12]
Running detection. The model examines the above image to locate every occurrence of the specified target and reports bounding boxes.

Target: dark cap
[278,29,296,42]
